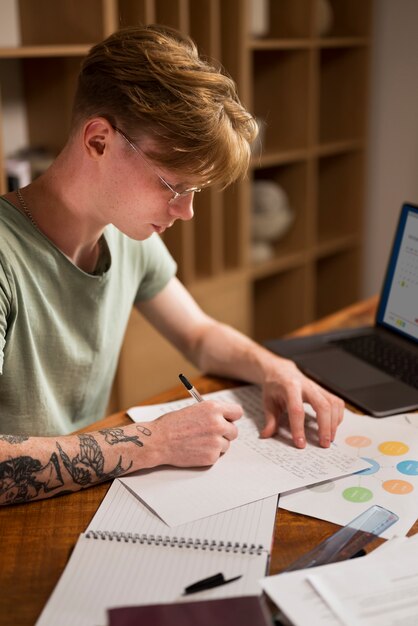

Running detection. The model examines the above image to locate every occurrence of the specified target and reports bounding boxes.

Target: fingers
[284,385,308,449]
[216,401,243,423]
[260,394,283,438]
[262,374,345,449]
[289,384,344,448]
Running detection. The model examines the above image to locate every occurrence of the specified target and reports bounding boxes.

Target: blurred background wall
[364,0,418,295]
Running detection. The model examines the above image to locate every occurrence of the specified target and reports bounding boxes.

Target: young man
[0,25,344,506]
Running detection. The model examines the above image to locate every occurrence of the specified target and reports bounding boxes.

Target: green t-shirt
[0,198,177,436]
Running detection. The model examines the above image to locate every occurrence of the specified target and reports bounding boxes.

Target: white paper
[307,536,418,626]
[123,386,368,526]
[88,479,278,550]
[280,408,418,538]
[260,539,407,626]
[262,564,345,626]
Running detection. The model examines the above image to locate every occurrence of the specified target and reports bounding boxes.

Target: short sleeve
[134,234,177,303]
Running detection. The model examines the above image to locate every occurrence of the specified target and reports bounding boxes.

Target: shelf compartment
[193,188,224,279]
[154,0,190,32]
[162,219,195,284]
[252,160,309,261]
[20,57,82,154]
[319,46,368,144]
[252,49,311,153]
[222,181,249,271]
[320,0,372,39]
[18,0,105,45]
[252,0,312,40]
[315,247,361,319]
[118,0,157,27]
[253,265,310,341]
[317,150,364,244]
[189,0,221,59]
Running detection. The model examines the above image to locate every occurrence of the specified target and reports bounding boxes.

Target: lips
[152,222,174,234]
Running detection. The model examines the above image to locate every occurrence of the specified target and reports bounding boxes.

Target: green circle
[342,486,373,503]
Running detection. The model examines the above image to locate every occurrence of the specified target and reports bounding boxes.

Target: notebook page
[36,533,268,626]
[88,479,277,549]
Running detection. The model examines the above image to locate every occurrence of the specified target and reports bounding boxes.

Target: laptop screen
[377,203,418,343]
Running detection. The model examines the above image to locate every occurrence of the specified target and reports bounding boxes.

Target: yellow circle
[378,441,409,456]
[383,479,414,495]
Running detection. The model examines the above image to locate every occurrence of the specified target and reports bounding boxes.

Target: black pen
[179,373,204,403]
[183,572,242,595]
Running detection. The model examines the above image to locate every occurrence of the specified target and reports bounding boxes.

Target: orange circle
[383,479,414,495]
[378,441,409,456]
[345,435,372,448]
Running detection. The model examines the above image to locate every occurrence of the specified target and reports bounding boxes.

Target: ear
[83,118,112,159]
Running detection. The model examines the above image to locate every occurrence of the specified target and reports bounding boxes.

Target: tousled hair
[72,24,258,186]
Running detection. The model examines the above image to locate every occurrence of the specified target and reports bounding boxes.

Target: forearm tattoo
[56,434,132,486]
[0,434,30,444]
[0,427,149,505]
[99,427,146,447]
[0,452,64,504]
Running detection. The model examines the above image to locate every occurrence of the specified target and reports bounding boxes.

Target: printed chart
[280,409,418,538]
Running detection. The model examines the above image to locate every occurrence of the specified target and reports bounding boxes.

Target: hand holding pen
[136,373,241,468]
[135,373,242,468]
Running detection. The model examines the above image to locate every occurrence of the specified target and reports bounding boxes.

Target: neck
[11,167,106,273]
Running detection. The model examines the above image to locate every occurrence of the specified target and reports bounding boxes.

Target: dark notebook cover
[107,596,272,626]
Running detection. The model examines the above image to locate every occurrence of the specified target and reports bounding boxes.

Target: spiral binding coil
[85,530,264,555]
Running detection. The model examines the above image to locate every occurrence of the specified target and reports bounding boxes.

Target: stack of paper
[261,535,418,626]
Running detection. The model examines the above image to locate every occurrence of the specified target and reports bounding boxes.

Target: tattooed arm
[0,401,242,506]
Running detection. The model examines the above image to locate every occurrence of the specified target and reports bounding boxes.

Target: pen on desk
[179,373,204,403]
[183,572,243,595]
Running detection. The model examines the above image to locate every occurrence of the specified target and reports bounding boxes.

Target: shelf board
[253,142,365,168]
[315,140,365,158]
[317,37,370,49]
[0,44,92,59]
[249,38,312,51]
[315,234,361,259]
[252,148,310,169]
[248,37,369,52]
[249,250,309,280]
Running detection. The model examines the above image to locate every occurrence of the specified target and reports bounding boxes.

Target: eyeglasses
[112,125,202,205]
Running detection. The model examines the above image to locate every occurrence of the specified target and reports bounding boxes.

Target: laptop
[265,202,418,417]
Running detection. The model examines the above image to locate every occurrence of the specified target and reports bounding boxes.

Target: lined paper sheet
[123,385,368,526]
[36,534,268,626]
[88,479,278,549]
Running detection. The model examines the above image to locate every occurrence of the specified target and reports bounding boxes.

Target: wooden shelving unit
[0,0,372,408]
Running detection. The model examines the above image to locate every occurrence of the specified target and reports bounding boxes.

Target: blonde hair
[72,25,257,186]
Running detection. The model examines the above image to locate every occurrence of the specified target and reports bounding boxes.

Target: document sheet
[280,408,418,538]
[124,385,368,526]
[307,535,418,626]
[261,537,418,626]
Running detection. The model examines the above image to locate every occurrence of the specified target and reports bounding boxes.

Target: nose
[168,193,195,221]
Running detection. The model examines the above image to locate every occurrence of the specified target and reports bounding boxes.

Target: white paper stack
[261,535,418,626]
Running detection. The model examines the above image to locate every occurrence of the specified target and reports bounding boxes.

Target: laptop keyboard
[331,334,418,389]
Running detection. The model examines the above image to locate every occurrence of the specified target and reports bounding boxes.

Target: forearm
[191,318,283,385]
[0,424,155,506]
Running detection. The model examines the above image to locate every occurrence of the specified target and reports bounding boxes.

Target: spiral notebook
[36,480,277,626]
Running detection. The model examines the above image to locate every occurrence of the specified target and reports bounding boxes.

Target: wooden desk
[2,296,416,625]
